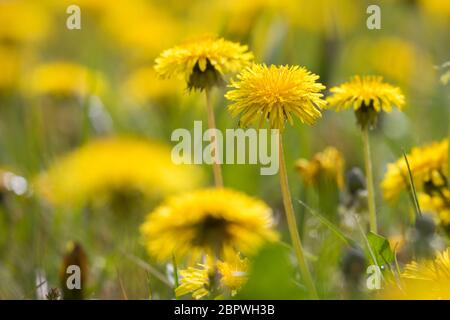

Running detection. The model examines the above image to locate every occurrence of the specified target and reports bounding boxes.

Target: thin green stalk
[172,253,179,299]
[362,128,377,233]
[205,88,223,187]
[278,135,318,299]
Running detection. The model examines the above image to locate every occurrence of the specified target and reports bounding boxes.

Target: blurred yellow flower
[347,37,434,89]
[101,0,182,60]
[121,66,183,105]
[382,248,450,299]
[140,188,277,262]
[155,35,253,90]
[419,0,450,21]
[225,64,326,130]
[285,0,361,35]
[295,147,345,189]
[381,139,448,201]
[0,1,50,44]
[175,263,211,300]
[211,0,361,37]
[418,191,450,226]
[37,137,202,206]
[327,76,405,129]
[27,62,107,98]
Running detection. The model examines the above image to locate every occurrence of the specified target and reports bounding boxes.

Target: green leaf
[366,232,394,266]
[236,243,305,299]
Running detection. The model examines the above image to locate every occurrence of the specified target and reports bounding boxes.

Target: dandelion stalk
[362,127,377,233]
[205,88,223,188]
[225,64,326,298]
[326,76,405,232]
[279,135,318,299]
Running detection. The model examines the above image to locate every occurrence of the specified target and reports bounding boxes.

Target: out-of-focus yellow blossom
[285,0,361,35]
[217,251,249,296]
[419,0,450,21]
[155,35,253,91]
[346,38,434,89]
[140,188,277,262]
[102,0,182,60]
[175,263,211,300]
[211,0,285,36]
[327,76,405,129]
[418,191,450,226]
[381,139,448,201]
[382,248,450,299]
[0,1,50,44]
[209,0,360,37]
[176,251,249,299]
[37,137,202,206]
[27,62,107,98]
[0,46,22,91]
[225,64,326,130]
[121,67,183,105]
[295,147,345,189]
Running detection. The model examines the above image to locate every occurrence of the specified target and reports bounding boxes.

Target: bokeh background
[0,0,448,299]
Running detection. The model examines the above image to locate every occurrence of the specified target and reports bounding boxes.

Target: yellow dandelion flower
[26,62,107,98]
[121,66,184,105]
[382,248,450,299]
[155,35,253,90]
[295,146,345,189]
[175,263,210,300]
[217,251,249,296]
[381,139,448,201]
[37,137,203,206]
[140,188,277,262]
[225,64,327,130]
[326,75,405,129]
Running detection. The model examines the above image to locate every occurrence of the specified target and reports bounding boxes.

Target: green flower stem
[205,88,223,188]
[362,127,378,233]
[278,134,318,299]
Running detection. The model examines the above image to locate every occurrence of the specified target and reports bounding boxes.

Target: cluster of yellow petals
[226,64,326,130]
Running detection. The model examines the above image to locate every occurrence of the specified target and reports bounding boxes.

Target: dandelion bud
[59,241,87,300]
